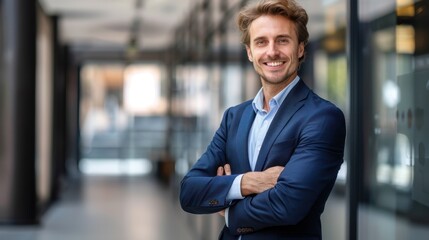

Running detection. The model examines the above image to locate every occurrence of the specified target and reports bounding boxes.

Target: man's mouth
[265,61,285,67]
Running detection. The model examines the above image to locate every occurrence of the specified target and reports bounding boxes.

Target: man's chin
[261,74,296,86]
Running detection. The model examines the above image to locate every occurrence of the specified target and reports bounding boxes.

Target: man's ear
[246,45,253,62]
[298,42,304,59]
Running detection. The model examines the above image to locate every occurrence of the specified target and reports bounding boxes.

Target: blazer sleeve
[227,105,346,234]
[180,108,239,214]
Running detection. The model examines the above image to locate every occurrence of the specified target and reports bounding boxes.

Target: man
[180,0,346,239]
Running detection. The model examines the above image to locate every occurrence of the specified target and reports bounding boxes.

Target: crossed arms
[217,164,284,217]
[180,102,346,234]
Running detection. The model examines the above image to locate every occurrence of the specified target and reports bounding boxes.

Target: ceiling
[39,0,194,53]
[38,0,354,57]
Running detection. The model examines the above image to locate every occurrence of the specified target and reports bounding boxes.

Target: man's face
[246,15,304,88]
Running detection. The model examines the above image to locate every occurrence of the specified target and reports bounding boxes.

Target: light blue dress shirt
[224,76,301,231]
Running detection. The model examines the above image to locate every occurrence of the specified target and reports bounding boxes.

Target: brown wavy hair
[237,0,309,64]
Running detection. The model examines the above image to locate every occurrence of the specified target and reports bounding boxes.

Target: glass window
[358,0,429,239]
[79,63,167,176]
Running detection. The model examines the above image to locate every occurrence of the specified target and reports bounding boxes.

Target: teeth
[266,62,283,67]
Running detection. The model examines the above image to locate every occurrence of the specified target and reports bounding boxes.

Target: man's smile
[265,61,285,67]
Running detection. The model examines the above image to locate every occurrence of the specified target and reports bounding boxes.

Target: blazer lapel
[254,81,310,171]
[236,104,255,173]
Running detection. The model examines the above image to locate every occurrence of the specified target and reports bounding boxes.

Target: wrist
[241,172,256,196]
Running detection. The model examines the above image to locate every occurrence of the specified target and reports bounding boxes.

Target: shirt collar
[252,76,301,113]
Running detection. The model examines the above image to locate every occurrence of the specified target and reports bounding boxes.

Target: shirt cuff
[225,207,230,227]
[226,174,244,201]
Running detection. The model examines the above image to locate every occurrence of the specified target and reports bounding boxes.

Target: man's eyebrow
[277,34,293,39]
[252,34,293,41]
[252,36,266,42]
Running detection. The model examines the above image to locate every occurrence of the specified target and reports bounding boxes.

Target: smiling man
[180,0,346,239]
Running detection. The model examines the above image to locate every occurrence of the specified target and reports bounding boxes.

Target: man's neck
[261,73,298,111]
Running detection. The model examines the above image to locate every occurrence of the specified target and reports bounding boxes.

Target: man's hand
[217,164,231,217]
[241,166,284,196]
[216,164,284,215]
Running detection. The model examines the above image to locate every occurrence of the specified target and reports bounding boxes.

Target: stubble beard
[257,63,298,88]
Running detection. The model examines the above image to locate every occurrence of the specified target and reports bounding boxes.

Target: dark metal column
[0,0,37,224]
[65,61,82,180]
[50,15,67,204]
[347,0,362,239]
[218,0,228,110]
[239,0,250,102]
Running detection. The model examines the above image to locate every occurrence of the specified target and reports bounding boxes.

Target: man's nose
[267,42,280,57]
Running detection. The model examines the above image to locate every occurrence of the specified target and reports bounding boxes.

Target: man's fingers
[274,166,284,176]
[218,209,225,217]
[217,166,224,176]
[217,164,232,176]
[266,166,284,175]
[224,164,231,175]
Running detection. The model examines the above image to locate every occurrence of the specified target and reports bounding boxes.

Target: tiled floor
[0,175,194,240]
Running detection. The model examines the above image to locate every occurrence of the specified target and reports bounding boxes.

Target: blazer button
[208,199,219,206]
[237,227,254,234]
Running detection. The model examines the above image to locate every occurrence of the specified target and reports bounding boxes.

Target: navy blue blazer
[180,80,346,240]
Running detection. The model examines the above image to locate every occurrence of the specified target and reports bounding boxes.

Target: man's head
[237,0,309,65]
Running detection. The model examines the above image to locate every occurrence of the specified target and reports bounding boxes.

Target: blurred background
[1,0,429,239]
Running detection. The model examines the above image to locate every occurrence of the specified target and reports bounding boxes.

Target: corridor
[2,0,429,239]
[0,175,198,240]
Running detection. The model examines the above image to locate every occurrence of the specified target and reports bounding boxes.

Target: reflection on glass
[359,0,429,239]
[411,70,429,208]
[396,25,415,54]
[382,81,400,108]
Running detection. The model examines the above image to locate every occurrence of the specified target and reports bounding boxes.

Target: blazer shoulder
[218,99,254,130]
[229,99,253,111]
[308,90,343,111]
[303,90,346,127]
[225,99,253,117]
